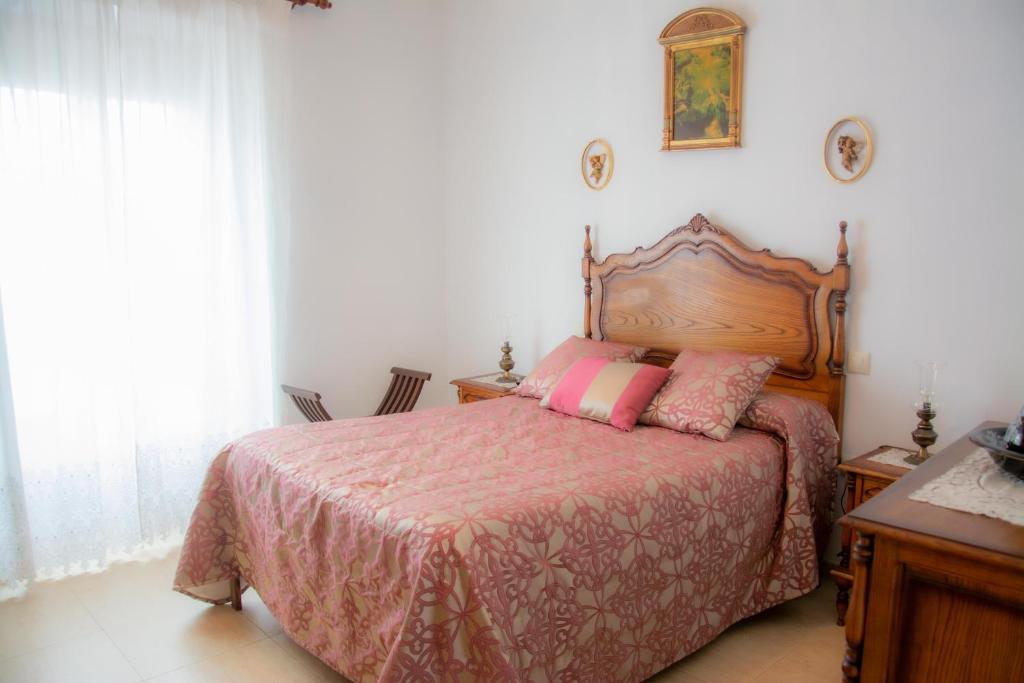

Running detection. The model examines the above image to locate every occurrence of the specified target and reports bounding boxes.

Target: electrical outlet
[848,351,871,375]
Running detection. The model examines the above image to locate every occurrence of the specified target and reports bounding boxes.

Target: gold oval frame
[824,117,873,184]
[581,138,614,191]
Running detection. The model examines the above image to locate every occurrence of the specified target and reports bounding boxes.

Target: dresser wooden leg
[835,583,850,626]
[842,532,873,683]
[835,472,855,625]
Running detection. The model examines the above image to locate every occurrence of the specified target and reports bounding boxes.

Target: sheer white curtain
[0,0,289,591]
[0,293,32,591]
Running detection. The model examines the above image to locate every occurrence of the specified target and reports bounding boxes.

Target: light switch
[848,351,871,375]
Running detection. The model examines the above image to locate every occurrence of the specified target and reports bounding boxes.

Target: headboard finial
[830,220,850,425]
[837,221,849,265]
[582,225,594,339]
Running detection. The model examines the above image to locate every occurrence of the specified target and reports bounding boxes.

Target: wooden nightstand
[831,445,914,626]
[451,373,524,404]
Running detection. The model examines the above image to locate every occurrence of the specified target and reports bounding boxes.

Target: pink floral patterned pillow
[639,350,780,441]
[516,336,648,399]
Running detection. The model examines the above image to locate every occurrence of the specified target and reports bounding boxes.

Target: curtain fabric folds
[0,0,289,591]
[0,293,33,594]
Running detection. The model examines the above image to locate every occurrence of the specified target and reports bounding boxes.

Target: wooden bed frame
[582,213,850,437]
[226,213,850,613]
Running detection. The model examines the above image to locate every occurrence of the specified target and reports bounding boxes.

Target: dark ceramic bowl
[969,426,1024,480]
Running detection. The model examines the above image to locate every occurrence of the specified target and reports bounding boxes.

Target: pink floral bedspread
[174,393,837,682]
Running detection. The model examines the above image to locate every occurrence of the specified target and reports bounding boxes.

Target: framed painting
[659,8,745,151]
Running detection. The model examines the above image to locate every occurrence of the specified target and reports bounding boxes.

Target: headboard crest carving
[582,214,850,435]
[673,213,718,235]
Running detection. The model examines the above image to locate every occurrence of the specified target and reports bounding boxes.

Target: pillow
[639,350,779,440]
[516,336,648,399]
[540,358,671,431]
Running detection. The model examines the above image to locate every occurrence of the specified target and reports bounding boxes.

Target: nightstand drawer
[459,390,487,403]
[860,478,888,503]
[833,446,914,626]
[451,374,523,405]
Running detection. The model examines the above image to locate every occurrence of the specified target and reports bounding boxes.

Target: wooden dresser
[450,374,522,404]
[832,447,913,625]
[840,423,1024,683]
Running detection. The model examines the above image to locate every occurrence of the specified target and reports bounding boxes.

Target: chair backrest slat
[373,368,432,416]
[295,396,310,421]
[309,397,330,422]
[281,385,332,423]
[394,376,415,413]
[379,375,407,416]
[403,377,423,412]
[405,381,424,412]
[390,367,431,382]
[374,376,397,416]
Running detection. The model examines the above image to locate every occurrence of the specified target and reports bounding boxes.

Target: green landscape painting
[672,44,732,141]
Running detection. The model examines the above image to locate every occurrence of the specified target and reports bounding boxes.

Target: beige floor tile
[662,635,780,683]
[751,655,841,683]
[148,638,326,683]
[673,619,803,681]
[58,555,264,679]
[0,631,140,683]
[272,633,351,682]
[651,589,838,683]
[69,553,183,618]
[239,590,285,637]
[769,585,840,629]
[751,627,846,683]
[0,579,102,661]
[647,664,709,683]
[796,621,847,652]
[749,620,847,682]
[106,605,267,679]
[1,555,847,683]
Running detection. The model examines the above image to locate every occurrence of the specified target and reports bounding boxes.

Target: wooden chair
[282,367,432,423]
[372,367,432,416]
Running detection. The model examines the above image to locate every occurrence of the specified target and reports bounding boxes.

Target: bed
[174,213,851,682]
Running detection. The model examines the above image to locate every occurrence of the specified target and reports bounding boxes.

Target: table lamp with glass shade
[905,361,940,466]
[496,314,516,383]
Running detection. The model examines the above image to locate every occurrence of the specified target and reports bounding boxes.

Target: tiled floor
[0,549,846,682]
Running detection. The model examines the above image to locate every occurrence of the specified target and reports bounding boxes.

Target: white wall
[279,0,1024,457]
[280,1,450,421]
[441,0,1024,461]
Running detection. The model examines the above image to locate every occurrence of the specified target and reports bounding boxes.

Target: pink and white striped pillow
[540,358,671,431]
[516,336,648,400]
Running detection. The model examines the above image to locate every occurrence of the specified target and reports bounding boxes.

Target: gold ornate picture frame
[659,8,745,151]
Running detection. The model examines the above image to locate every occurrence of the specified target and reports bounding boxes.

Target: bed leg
[229,576,242,611]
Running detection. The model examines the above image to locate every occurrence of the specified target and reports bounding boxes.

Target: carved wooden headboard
[582,213,850,436]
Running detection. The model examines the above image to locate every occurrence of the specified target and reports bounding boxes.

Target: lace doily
[468,373,521,390]
[908,448,1024,526]
[867,447,918,469]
